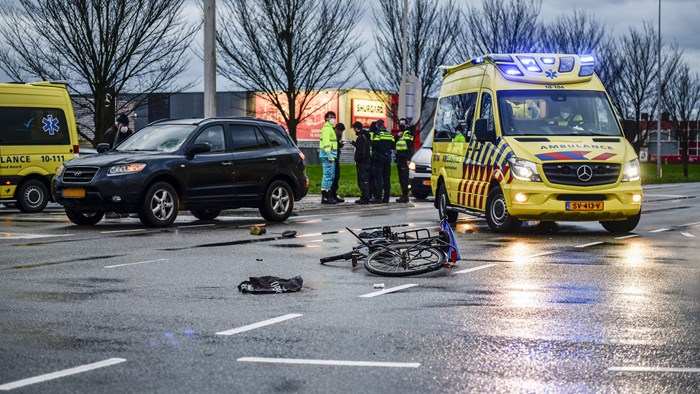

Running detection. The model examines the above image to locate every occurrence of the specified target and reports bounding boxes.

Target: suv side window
[230,124,269,152]
[261,126,290,148]
[0,107,70,145]
[193,125,226,153]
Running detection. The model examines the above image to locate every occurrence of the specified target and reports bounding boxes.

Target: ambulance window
[479,92,495,134]
[433,93,477,142]
[0,107,70,146]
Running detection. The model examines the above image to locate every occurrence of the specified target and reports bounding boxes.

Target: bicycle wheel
[364,243,446,277]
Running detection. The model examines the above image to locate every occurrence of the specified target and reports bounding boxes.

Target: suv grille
[63,166,99,184]
[542,163,620,186]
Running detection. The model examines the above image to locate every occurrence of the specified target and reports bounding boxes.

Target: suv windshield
[116,124,196,152]
[497,90,623,137]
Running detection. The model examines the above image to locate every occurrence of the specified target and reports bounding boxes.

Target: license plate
[422,180,431,186]
[63,188,86,198]
[566,201,603,211]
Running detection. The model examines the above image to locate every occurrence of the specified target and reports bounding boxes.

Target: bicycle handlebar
[319,251,354,264]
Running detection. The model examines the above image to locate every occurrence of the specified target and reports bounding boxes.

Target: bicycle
[320,226,453,277]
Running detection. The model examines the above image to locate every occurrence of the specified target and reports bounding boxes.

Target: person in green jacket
[319,111,338,204]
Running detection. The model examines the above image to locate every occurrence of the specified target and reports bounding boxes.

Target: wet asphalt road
[0,183,699,393]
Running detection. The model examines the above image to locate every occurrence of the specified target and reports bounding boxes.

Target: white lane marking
[237,357,420,368]
[575,241,604,248]
[104,258,168,269]
[649,228,669,233]
[682,221,700,227]
[681,232,694,238]
[454,264,497,274]
[615,234,639,240]
[100,229,146,234]
[608,366,700,373]
[216,314,302,336]
[0,358,126,391]
[359,284,418,298]
[1,233,73,240]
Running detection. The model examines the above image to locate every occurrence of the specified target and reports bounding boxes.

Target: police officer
[394,118,414,203]
[351,121,371,204]
[319,111,338,204]
[370,119,394,204]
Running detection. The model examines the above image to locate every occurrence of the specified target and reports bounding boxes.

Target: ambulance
[0,82,80,212]
[431,54,642,233]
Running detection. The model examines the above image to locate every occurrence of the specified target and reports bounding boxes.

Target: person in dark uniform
[351,121,371,204]
[370,119,394,204]
[329,122,346,203]
[394,118,414,202]
[367,121,378,200]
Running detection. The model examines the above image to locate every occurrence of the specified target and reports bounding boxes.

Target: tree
[359,0,460,129]
[216,0,362,143]
[662,63,700,177]
[459,0,541,56]
[537,10,606,55]
[614,21,682,153]
[0,0,197,146]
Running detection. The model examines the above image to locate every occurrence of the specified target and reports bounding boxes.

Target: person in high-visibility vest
[370,119,394,204]
[394,118,414,203]
[319,111,338,204]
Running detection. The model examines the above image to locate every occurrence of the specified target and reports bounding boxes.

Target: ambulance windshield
[496,90,623,137]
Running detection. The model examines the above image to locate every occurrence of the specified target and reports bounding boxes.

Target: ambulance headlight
[621,159,640,182]
[509,158,542,182]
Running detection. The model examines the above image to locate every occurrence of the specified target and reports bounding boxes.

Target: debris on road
[238,276,303,294]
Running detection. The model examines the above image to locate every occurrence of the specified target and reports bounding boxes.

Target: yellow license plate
[63,188,86,198]
[422,180,431,186]
[566,202,603,211]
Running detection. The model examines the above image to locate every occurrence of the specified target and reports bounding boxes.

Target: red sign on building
[255,93,338,141]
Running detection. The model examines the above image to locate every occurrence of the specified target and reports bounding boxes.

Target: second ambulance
[431,54,642,233]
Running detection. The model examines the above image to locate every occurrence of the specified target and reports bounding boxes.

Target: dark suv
[52,117,308,227]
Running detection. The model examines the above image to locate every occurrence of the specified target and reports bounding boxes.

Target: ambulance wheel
[65,208,104,225]
[16,179,49,213]
[485,187,521,233]
[600,211,641,234]
[436,183,457,223]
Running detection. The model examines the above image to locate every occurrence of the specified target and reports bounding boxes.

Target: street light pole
[204,0,216,118]
[656,0,662,178]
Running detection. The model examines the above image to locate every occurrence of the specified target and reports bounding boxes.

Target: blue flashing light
[473,56,484,64]
[488,54,514,62]
[559,56,575,73]
[517,56,542,72]
[579,64,595,76]
[540,57,555,65]
[497,64,524,77]
[579,55,595,64]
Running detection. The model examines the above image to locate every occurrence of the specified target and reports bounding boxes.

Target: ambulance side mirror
[622,120,638,143]
[474,118,496,144]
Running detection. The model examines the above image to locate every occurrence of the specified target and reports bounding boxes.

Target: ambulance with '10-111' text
[431,54,642,233]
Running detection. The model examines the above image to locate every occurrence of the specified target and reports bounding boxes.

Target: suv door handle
[221,161,233,166]
[266,157,277,161]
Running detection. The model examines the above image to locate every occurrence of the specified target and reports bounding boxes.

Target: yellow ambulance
[431,54,642,233]
[0,82,80,212]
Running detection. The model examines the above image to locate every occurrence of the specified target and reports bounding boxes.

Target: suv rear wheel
[138,182,179,227]
[17,179,49,213]
[259,180,294,222]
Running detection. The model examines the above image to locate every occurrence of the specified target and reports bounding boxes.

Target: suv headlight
[108,163,147,176]
[621,158,640,182]
[56,164,65,177]
[509,157,542,182]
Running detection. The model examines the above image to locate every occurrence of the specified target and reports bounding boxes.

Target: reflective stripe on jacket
[319,121,338,158]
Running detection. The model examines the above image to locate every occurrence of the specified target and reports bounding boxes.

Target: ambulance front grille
[542,163,620,186]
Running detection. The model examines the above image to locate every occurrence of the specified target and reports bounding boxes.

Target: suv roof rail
[203,116,279,125]
[146,118,172,126]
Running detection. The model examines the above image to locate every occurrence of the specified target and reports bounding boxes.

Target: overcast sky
[2,0,698,93]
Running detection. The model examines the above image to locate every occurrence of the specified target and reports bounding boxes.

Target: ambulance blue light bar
[488,54,514,62]
[517,56,542,72]
[540,56,555,65]
[497,64,524,76]
[579,55,595,64]
[559,57,575,72]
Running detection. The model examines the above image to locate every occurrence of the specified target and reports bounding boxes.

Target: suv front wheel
[260,180,294,222]
[139,182,179,227]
